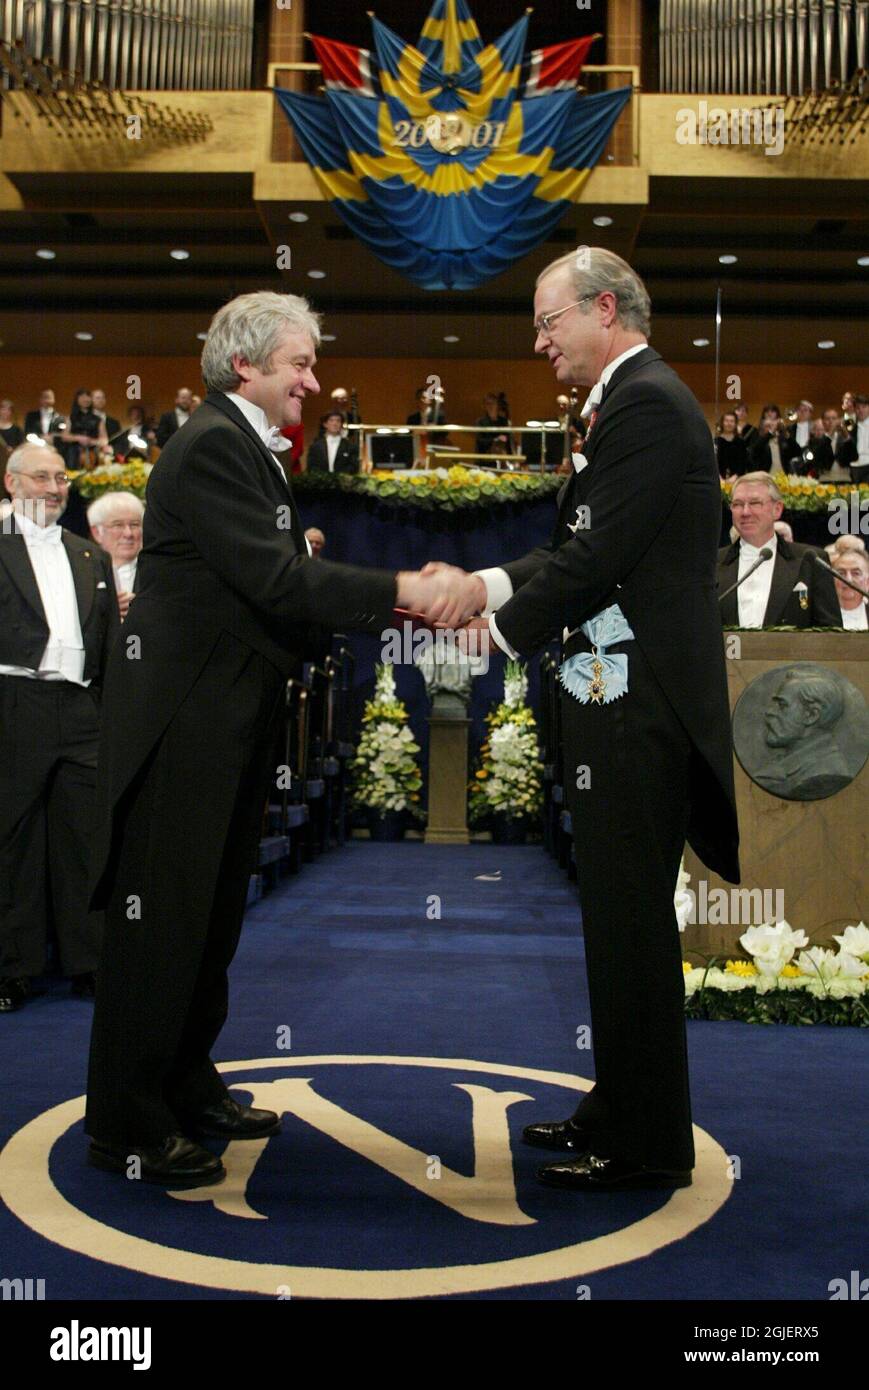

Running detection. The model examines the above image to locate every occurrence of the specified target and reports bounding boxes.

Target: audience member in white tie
[0,444,120,1013]
[87,492,144,622]
[828,538,869,631]
[717,472,840,628]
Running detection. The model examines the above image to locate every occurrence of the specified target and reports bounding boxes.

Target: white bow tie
[25,522,63,545]
[263,426,292,453]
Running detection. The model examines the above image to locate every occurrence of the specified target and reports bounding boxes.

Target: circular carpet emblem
[0,1056,732,1298]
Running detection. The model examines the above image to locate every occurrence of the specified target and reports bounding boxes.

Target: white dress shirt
[223,392,292,482]
[841,601,868,630]
[40,407,54,435]
[736,531,778,629]
[481,343,649,658]
[857,418,869,466]
[114,558,138,593]
[795,420,810,448]
[0,509,88,685]
[326,433,342,472]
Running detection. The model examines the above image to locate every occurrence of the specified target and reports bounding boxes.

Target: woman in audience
[0,398,23,454]
[475,391,512,456]
[828,537,869,630]
[714,410,748,478]
[60,388,105,471]
[115,404,156,459]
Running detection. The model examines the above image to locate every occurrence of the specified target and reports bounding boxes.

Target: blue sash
[559,604,635,705]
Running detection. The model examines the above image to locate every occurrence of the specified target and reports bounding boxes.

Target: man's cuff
[473,566,513,615]
[489,613,519,659]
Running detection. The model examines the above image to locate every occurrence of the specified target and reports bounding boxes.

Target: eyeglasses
[731,499,771,511]
[19,471,69,486]
[102,520,143,532]
[533,295,598,339]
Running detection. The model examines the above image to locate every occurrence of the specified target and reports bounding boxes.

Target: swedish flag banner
[276,2,630,291]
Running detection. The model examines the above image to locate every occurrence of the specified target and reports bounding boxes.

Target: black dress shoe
[88,1134,226,1188]
[70,972,97,998]
[179,1094,281,1141]
[537,1152,692,1192]
[0,977,30,1013]
[523,1117,596,1152]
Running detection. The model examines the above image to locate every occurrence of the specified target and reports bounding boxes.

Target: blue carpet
[0,843,865,1301]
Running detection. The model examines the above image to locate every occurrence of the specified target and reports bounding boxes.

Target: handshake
[395,562,492,649]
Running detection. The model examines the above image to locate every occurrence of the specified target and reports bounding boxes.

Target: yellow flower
[780,964,801,978]
[682,961,692,974]
[475,770,487,779]
[725,959,757,977]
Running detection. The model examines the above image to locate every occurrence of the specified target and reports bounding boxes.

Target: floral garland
[70,459,151,501]
[720,471,869,515]
[678,861,869,1027]
[469,661,544,825]
[294,465,563,512]
[350,664,424,819]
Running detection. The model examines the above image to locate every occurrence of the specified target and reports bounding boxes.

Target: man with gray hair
[0,443,119,1012]
[718,471,839,627]
[87,491,144,622]
[427,246,740,1191]
[84,290,470,1189]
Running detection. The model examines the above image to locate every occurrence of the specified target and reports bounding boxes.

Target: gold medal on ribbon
[588,656,606,705]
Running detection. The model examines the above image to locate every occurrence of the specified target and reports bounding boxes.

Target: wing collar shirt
[0,508,87,684]
[481,344,649,657]
[223,393,312,555]
[326,434,342,472]
[736,530,778,629]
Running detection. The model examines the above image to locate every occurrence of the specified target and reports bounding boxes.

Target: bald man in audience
[0,444,119,1012]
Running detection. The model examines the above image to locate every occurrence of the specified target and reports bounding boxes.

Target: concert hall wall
[1,356,863,436]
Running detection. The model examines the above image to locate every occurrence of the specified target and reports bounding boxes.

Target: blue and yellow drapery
[276,2,630,291]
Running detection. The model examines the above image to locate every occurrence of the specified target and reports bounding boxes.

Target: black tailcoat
[717,537,840,628]
[0,520,118,976]
[85,392,396,1145]
[494,347,739,1171]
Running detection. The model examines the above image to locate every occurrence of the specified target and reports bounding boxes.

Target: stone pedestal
[424,696,470,844]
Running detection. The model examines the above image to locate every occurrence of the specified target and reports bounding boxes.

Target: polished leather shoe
[523,1117,596,1152]
[70,972,97,998]
[180,1094,281,1141]
[0,977,30,1013]
[88,1134,225,1188]
[538,1152,692,1192]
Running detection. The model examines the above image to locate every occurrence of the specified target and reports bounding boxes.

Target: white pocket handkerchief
[572,452,589,474]
[96,581,107,589]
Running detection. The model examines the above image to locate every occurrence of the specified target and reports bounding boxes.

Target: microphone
[813,552,869,600]
[718,547,773,603]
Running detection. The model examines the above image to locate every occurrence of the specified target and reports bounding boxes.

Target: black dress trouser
[85,633,286,1147]
[561,632,695,1172]
[0,675,103,977]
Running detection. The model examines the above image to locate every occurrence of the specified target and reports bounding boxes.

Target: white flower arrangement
[682,916,869,1002]
[350,664,424,817]
[468,662,543,824]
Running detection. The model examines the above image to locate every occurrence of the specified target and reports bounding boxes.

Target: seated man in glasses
[87,492,144,622]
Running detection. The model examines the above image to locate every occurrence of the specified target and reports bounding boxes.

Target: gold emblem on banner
[424,112,472,154]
